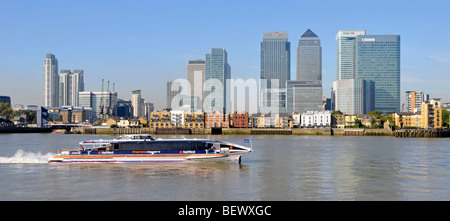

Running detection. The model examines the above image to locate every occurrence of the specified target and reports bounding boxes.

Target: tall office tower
[289,29,323,114]
[332,79,374,115]
[286,80,323,113]
[187,59,206,111]
[336,30,366,80]
[72,70,84,107]
[356,35,400,113]
[204,48,231,113]
[260,32,290,113]
[167,80,181,109]
[406,91,429,113]
[131,90,142,118]
[59,69,84,107]
[43,53,59,107]
[78,91,118,120]
[297,29,321,81]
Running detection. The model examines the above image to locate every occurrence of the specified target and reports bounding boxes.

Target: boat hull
[48,151,245,163]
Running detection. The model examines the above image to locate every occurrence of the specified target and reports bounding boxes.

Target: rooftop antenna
[113,83,115,93]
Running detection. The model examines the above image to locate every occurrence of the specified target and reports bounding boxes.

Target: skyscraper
[43,53,59,107]
[187,59,206,111]
[336,30,366,80]
[204,48,230,113]
[261,31,291,88]
[297,29,321,81]
[260,32,290,113]
[288,29,323,114]
[59,69,84,107]
[356,35,400,113]
[333,31,400,114]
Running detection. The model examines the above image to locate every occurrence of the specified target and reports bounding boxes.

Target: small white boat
[48,134,253,163]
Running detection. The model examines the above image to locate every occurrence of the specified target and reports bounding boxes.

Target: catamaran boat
[48,134,253,163]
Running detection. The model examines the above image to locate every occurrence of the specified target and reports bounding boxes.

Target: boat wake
[0,150,54,164]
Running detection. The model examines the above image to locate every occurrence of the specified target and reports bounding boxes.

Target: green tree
[354,118,362,128]
[442,109,449,127]
[0,103,13,119]
[333,110,343,115]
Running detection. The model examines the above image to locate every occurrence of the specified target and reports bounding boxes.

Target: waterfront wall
[394,129,450,138]
[77,127,449,138]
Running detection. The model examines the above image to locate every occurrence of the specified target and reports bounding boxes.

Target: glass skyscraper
[261,32,290,88]
[336,30,366,80]
[297,29,321,81]
[260,32,290,113]
[333,31,400,114]
[204,48,230,113]
[356,35,400,113]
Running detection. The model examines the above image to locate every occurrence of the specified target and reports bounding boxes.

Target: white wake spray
[0,150,54,164]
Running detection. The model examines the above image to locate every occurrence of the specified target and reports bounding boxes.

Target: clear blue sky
[1,0,449,110]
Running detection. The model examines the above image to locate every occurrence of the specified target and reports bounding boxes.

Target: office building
[334,31,400,114]
[204,48,231,113]
[261,31,290,88]
[297,29,321,81]
[59,69,84,107]
[356,35,400,113]
[332,79,374,115]
[286,81,323,113]
[336,30,366,80]
[289,29,323,114]
[115,99,133,119]
[43,53,59,107]
[260,32,290,113]
[78,91,117,120]
[187,59,206,111]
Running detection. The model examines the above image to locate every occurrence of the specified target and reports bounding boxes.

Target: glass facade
[336,31,366,80]
[297,29,321,81]
[79,91,118,120]
[260,32,290,88]
[332,79,374,115]
[204,48,230,113]
[286,81,323,113]
[356,35,400,113]
[260,32,290,113]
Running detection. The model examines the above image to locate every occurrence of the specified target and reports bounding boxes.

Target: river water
[0,133,449,201]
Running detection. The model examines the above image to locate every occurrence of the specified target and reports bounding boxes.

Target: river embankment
[75,127,450,138]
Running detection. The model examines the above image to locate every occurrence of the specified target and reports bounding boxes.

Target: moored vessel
[48,134,253,163]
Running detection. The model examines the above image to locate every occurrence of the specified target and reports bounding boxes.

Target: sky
[1,0,449,110]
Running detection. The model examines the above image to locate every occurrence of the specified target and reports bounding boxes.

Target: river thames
[1,133,449,201]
